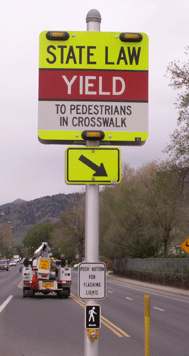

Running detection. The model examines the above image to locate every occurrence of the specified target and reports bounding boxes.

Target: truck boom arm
[34,242,51,258]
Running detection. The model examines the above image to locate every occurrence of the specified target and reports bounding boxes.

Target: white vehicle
[13,255,20,262]
[10,259,17,266]
[21,242,71,298]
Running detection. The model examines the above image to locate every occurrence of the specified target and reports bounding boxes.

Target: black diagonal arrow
[79,155,108,176]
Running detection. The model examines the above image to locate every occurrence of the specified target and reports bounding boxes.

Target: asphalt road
[0,266,189,356]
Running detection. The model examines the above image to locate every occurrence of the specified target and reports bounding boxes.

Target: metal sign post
[85,142,100,355]
[84,10,101,356]
[38,8,149,356]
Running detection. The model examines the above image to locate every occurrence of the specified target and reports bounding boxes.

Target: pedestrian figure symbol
[85,305,101,329]
[88,307,97,322]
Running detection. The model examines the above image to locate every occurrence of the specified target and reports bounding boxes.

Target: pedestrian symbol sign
[85,305,101,329]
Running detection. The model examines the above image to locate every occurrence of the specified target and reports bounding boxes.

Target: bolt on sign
[38,31,148,146]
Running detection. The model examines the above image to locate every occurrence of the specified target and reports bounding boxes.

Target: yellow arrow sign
[65,147,121,184]
[180,238,189,254]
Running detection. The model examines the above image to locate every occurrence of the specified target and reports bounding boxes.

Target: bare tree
[51,198,85,261]
[165,46,189,172]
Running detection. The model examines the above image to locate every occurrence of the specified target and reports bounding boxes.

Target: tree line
[23,160,189,261]
[0,223,13,258]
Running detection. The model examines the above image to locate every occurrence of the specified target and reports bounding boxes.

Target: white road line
[108,291,113,293]
[108,280,189,304]
[153,307,165,312]
[0,295,13,313]
[126,297,133,300]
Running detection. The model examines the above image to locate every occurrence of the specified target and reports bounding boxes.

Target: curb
[107,273,189,297]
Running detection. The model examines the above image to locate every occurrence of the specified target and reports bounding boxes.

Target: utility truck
[21,242,71,298]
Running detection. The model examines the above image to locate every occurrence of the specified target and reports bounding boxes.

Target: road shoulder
[107,273,189,297]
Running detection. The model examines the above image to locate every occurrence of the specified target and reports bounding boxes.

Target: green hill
[0,193,83,245]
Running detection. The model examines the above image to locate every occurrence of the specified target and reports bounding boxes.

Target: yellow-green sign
[39,31,148,146]
[65,147,121,184]
[39,31,148,71]
[180,238,189,254]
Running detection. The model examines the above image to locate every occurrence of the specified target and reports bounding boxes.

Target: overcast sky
[0,0,188,205]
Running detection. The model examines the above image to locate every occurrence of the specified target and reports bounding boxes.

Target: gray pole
[84,9,102,356]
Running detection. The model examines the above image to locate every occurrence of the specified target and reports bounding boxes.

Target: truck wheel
[30,290,35,298]
[64,288,70,298]
[23,287,26,298]
[57,291,63,299]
